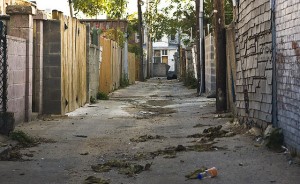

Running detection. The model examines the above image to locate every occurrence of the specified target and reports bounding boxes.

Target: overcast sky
[34,0,138,16]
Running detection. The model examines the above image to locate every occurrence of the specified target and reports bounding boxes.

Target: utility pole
[199,0,205,95]
[214,0,227,112]
[68,0,73,17]
[196,0,200,94]
[138,0,144,81]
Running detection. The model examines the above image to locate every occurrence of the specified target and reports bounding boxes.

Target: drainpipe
[271,0,278,127]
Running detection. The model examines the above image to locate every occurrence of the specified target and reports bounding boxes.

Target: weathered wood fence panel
[128,53,136,84]
[99,37,124,94]
[52,11,87,114]
[99,37,112,94]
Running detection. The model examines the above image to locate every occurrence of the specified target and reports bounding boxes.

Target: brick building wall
[235,0,273,128]
[275,0,300,152]
[7,36,26,123]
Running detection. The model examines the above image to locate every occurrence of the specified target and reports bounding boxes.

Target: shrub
[97,92,109,100]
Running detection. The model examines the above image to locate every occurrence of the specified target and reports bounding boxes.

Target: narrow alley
[0,79,299,184]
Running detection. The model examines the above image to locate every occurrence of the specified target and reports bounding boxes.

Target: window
[154,50,161,57]
[162,50,168,56]
[154,50,162,63]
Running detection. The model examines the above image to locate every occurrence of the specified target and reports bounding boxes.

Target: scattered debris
[84,176,110,184]
[185,167,207,179]
[74,135,88,138]
[187,143,225,152]
[146,100,174,107]
[248,127,263,137]
[187,125,234,141]
[193,124,212,128]
[130,135,166,143]
[9,131,37,147]
[264,125,274,138]
[0,147,22,161]
[91,159,152,177]
[265,128,284,151]
[80,152,89,156]
[144,162,152,171]
[9,131,55,147]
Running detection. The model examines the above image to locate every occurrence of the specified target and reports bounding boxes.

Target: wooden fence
[53,11,87,114]
[99,36,137,94]
[128,53,136,84]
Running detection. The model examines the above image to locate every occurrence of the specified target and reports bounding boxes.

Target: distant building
[144,34,179,72]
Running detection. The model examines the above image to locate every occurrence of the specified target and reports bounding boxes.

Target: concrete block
[6,5,36,15]
[0,113,15,136]
[9,14,33,28]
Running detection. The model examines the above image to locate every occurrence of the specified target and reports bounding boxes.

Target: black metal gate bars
[0,21,8,113]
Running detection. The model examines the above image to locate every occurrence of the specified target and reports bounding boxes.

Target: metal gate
[0,21,8,113]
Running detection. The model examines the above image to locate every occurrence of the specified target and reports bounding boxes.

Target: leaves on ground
[84,176,110,184]
[91,159,152,177]
[130,135,166,143]
[187,125,235,142]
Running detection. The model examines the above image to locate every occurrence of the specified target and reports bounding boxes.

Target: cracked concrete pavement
[0,78,299,184]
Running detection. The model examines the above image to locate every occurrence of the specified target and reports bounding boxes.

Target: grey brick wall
[7,36,26,124]
[205,34,216,94]
[153,63,170,77]
[43,20,61,114]
[33,19,44,114]
[275,0,300,152]
[236,0,272,128]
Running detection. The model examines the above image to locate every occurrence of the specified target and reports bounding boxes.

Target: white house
[143,34,179,72]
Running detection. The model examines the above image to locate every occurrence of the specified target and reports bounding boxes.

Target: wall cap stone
[6,5,36,15]
[33,10,48,20]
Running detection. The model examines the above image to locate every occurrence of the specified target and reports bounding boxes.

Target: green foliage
[10,131,35,147]
[72,0,128,19]
[144,0,196,41]
[90,96,97,104]
[144,0,234,42]
[204,0,234,31]
[127,13,139,37]
[97,92,109,100]
[120,75,130,88]
[102,28,125,47]
[184,72,198,89]
[128,43,141,56]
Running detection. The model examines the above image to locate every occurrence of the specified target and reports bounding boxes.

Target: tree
[144,0,196,46]
[71,0,128,19]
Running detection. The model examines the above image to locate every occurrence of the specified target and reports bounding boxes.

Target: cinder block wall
[205,34,216,94]
[7,36,26,123]
[275,0,300,152]
[88,44,100,100]
[153,63,170,77]
[235,0,273,128]
[43,20,61,114]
